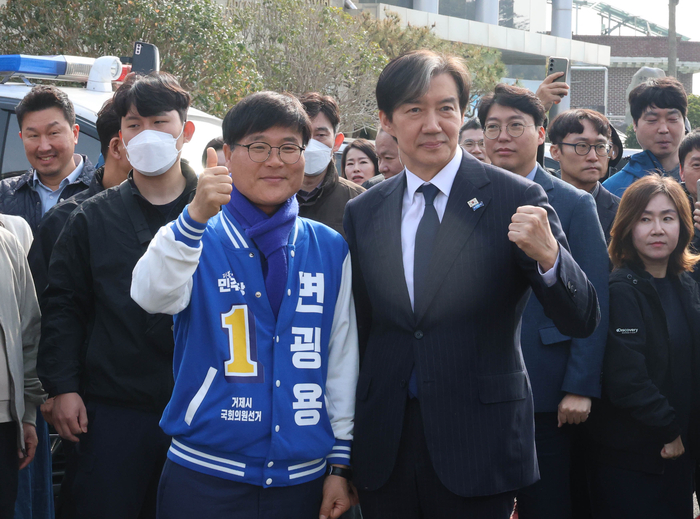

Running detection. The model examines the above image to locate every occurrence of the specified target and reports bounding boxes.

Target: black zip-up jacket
[28,166,106,297]
[38,163,197,414]
[0,155,95,233]
[587,265,700,474]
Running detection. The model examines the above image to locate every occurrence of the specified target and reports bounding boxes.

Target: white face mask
[303,138,333,176]
[123,125,185,177]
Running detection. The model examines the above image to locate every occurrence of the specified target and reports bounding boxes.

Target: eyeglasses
[233,142,305,164]
[484,122,535,140]
[558,142,611,157]
[461,139,486,150]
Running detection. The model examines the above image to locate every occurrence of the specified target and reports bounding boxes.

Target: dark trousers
[569,424,593,519]
[63,401,170,519]
[0,422,18,519]
[14,410,53,519]
[517,412,572,519]
[157,459,325,519]
[358,398,516,519]
[590,459,694,519]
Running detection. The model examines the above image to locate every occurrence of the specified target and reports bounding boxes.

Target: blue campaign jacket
[137,206,357,488]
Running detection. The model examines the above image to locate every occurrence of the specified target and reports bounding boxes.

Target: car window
[1,111,101,178]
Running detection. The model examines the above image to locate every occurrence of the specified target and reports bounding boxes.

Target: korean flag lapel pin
[468,197,484,211]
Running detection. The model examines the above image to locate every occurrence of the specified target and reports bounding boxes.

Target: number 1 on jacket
[222,305,259,378]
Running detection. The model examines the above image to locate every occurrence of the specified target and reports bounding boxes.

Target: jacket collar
[127,159,198,204]
[15,154,95,191]
[297,164,338,207]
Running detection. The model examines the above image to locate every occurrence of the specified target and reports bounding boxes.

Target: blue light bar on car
[0,54,96,83]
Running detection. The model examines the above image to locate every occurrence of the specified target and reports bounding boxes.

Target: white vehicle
[0,52,222,179]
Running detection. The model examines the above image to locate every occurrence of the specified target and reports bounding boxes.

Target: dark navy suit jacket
[521,166,609,413]
[344,152,600,498]
[593,182,620,244]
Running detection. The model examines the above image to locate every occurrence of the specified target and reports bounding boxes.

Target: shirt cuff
[171,205,207,247]
[538,250,560,287]
[326,439,352,466]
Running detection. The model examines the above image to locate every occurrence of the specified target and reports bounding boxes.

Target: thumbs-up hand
[189,147,232,224]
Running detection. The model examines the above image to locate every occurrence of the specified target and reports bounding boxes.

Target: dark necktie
[413,183,440,309]
[409,183,440,399]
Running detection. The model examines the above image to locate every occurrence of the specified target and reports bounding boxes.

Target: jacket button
[414,330,423,339]
[266,478,272,485]
[249,252,254,258]
[632,279,638,284]
[255,292,262,298]
[627,274,632,279]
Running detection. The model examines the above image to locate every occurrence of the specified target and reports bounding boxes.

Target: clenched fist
[509,205,559,271]
[188,147,233,224]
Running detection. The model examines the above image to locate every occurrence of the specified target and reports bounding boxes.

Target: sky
[545,0,700,93]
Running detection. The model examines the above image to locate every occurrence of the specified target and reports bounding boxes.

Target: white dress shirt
[401,150,558,311]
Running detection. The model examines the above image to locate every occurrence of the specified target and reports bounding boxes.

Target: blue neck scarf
[223,185,298,318]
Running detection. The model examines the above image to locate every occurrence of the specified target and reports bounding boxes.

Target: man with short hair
[679,132,700,266]
[201,136,226,168]
[345,50,599,518]
[603,77,687,197]
[459,118,490,164]
[0,85,95,232]
[375,129,403,180]
[131,90,357,519]
[297,93,363,238]
[479,84,608,519]
[38,72,197,519]
[29,97,132,295]
[549,109,620,243]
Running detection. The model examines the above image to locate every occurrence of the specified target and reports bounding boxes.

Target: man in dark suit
[480,86,609,519]
[344,50,600,519]
[548,109,621,244]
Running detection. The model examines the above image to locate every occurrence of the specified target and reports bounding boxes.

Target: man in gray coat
[0,226,45,516]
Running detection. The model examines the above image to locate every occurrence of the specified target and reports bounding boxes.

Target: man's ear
[108,136,122,161]
[332,132,344,153]
[72,124,80,144]
[378,111,396,139]
[183,120,195,144]
[550,144,562,162]
[223,143,232,162]
[680,164,686,183]
[537,126,546,146]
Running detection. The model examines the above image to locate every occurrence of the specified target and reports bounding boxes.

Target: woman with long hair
[588,174,700,518]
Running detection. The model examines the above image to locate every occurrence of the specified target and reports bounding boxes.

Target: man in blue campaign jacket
[603,77,687,197]
[131,91,358,519]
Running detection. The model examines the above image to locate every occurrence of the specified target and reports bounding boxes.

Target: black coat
[38,165,197,413]
[587,265,700,474]
[28,167,105,297]
[0,156,95,232]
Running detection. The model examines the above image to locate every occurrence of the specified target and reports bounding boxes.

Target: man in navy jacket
[480,84,609,519]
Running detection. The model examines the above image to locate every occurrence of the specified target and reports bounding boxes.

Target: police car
[0,49,223,179]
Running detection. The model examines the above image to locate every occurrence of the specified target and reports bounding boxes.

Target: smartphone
[547,57,569,83]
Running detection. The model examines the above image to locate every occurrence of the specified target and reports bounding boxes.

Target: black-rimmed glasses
[233,142,305,164]
[558,142,611,157]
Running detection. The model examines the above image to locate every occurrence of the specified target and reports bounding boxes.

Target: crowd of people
[0,48,700,519]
